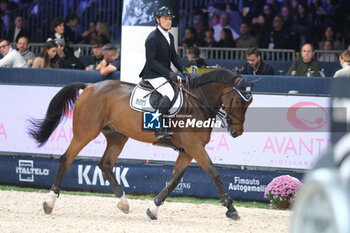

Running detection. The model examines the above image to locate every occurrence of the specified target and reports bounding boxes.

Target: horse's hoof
[117,201,129,214]
[226,210,240,220]
[43,202,53,214]
[146,208,157,220]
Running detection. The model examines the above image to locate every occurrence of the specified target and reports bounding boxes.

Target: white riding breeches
[146,77,174,100]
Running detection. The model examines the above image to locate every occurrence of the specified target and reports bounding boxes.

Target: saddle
[130,80,183,117]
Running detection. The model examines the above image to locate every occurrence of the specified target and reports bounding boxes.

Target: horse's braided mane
[189,68,240,89]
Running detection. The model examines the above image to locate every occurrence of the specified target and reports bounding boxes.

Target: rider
[139,6,189,138]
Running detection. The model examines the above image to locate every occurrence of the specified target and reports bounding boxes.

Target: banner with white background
[121,0,179,83]
[0,84,331,170]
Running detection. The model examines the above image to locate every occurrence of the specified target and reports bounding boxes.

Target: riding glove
[169,71,178,82]
[182,70,190,79]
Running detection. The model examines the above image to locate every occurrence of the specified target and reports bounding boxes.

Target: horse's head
[221,77,260,138]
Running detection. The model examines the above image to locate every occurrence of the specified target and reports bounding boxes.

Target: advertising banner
[0,84,330,170]
[120,0,179,83]
[0,155,303,201]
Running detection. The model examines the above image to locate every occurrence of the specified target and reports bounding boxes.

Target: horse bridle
[175,78,251,128]
[222,87,247,126]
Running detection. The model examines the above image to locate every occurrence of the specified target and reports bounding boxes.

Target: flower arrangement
[264,175,302,209]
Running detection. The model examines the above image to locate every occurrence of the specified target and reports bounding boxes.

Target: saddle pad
[130,85,183,117]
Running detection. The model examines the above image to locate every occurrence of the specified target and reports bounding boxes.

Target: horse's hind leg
[43,137,93,214]
[147,151,192,220]
[98,131,129,214]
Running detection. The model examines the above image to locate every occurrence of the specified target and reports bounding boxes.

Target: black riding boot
[155,96,173,139]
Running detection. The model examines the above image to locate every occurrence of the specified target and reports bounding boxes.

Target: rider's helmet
[154,6,175,23]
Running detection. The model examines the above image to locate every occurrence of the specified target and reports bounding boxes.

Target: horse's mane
[189,68,240,89]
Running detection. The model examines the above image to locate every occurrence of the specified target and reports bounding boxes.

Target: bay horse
[28,68,256,220]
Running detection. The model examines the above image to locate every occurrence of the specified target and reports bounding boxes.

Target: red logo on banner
[287,102,327,130]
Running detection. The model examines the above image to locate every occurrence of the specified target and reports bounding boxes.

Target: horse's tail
[28,82,87,147]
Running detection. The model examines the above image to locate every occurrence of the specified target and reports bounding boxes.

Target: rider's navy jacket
[139,27,185,80]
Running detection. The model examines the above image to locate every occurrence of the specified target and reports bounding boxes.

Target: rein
[174,81,224,117]
[174,80,245,127]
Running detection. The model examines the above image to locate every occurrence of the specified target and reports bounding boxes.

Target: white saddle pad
[130,85,183,117]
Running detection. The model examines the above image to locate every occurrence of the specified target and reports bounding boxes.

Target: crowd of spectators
[0,0,349,77]
[0,0,120,77]
[182,0,349,51]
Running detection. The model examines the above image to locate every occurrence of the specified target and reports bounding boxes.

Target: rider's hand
[169,72,178,82]
[182,70,190,79]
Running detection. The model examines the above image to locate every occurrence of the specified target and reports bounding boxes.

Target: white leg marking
[119,191,128,205]
[46,191,58,208]
[150,203,159,216]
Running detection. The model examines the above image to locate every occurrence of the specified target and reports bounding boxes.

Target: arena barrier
[0,68,333,201]
[0,154,303,201]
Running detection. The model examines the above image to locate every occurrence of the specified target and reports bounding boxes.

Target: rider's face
[157,16,172,31]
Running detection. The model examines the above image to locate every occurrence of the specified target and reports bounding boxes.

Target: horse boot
[155,96,173,139]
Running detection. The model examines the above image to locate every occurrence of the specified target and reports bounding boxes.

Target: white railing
[178,47,296,61]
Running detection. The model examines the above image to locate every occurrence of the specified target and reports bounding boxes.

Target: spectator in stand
[319,40,338,62]
[287,43,321,77]
[64,13,80,44]
[241,47,274,75]
[334,50,350,78]
[308,0,325,47]
[16,35,35,67]
[96,43,120,76]
[80,21,98,44]
[6,15,29,43]
[217,28,235,48]
[291,2,312,48]
[48,17,68,46]
[213,12,239,42]
[322,0,341,31]
[236,22,257,48]
[205,3,242,37]
[32,40,58,68]
[266,0,281,15]
[241,0,264,22]
[182,27,196,51]
[192,15,207,47]
[262,4,275,25]
[290,0,299,16]
[251,13,271,48]
[268,15,289,49]
[0,38,27,67]
[186,47,207,68]
[319,26,342,50]
[280,5,293,34]
[85,36,104,71]
[55,38,84,70]
[96,20,110,44]
[203,28,217,47]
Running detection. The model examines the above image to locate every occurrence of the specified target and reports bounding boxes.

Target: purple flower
[264,175,302,209]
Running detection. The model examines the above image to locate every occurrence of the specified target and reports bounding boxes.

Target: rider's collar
[158,25,170,37]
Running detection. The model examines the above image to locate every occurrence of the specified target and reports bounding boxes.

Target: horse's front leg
[147,151,192,220]
[186,145,240,220]
[99,133,129,214]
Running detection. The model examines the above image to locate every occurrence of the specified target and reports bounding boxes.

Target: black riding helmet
[154,6,175,23]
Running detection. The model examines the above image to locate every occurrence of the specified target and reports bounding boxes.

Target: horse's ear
[247,77,263,87]
[236,77,249,89]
